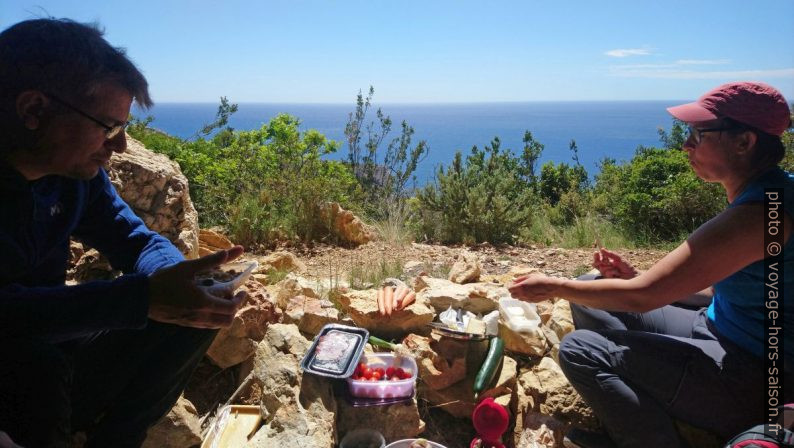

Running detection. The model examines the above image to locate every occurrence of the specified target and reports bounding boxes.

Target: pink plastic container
[346,353,417,399]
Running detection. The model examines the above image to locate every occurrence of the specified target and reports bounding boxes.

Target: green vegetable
[473,337,504,398]
[368,335,395,350]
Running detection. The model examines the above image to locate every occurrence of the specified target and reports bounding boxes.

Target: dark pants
[0,322,216,448]
[561,303,793,448]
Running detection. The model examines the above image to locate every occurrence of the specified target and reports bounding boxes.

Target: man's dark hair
[0,18,152,152]
[0,18,152,107]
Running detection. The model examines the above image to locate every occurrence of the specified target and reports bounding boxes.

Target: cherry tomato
[375,367,385,378]
[362,367,373,379]
[386,366,396,377]
[394,367,406,379]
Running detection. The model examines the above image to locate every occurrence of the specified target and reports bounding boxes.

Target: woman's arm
[509,203,791,312]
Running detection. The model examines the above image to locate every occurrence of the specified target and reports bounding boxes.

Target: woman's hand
[593,248,638,279]
[507,273,563,303]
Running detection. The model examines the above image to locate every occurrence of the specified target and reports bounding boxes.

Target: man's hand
[148,246,248,329]
[592,248,638,279]
[507,273,562,303]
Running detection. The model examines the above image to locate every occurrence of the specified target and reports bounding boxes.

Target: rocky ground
[99,137,719,448]
[158,238,671,448]
[291,241,665,282]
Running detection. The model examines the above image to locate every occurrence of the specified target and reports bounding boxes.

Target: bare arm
[510,203,791,312]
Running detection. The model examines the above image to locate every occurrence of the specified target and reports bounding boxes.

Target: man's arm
[510,203,791,312]
[72,168,184,275]
[0,275,149,340]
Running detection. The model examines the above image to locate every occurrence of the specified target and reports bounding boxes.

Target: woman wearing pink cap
[509,81,793,448]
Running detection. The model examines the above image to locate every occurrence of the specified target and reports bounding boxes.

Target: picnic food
[351,360,412,381]
[195,268,240,286]
[408,439,432,448]
[310,330,360,374]
[473,337,504,398]
[376,286,416,317]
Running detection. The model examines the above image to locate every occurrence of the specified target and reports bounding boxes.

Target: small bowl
[384,439,447,448]
[340,428,385,448]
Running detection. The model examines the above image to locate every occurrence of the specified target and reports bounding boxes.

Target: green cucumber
[473,336,504,398]
[368,335,395,350]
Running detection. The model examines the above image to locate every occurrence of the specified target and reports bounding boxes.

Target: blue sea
[132,101,683,183]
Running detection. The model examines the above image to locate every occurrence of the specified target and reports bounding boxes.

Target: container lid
[300,324,369,379]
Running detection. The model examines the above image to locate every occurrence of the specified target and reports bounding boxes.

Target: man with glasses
[0,19,247,447]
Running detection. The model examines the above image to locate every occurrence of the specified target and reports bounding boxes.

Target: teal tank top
[707,168,794,366]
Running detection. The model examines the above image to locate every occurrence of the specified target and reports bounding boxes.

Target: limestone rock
[243,324,336,448]
[272,274,323,309]
[68,248,117,282]
[402,260,426,278]
[499,321,548,358]
[142,396,202,448]
[336,398,425,441]
[206,280,282,368]
[421,355,517,419]
[317,202,375,247]
[548,300,575,341]
[517,357,597,429]
[381,277,408,289]
[109,135,199,259]
[536,300,554,325]
[198,228,233,257]
[402,333,468,391]
[448,251,481,284]
[415,276,502,315]
[337,289,434,339]
[256,251,306,275]
[509,265,540,278]
[513,412,565,448]
[284,295,342,335]
[480,265,538,287]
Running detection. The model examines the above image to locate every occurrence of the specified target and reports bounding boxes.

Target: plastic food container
[498,297,541,333]
[347,353,417,399]
[300,324,369,378]
[384,439,447,448]
[201,405,262,448]
[339,429,386,448]
[196,260,259,297]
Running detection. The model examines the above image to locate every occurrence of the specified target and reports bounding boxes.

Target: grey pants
[560,302,792,448]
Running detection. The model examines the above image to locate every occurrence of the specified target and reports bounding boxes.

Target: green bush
[412,138,535,244]
[592,146,724,242]
[130,112,360,248]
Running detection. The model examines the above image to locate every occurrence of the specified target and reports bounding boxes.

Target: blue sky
[3,0,793,103]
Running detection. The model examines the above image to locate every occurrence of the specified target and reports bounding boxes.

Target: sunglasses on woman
[686,120,747,146]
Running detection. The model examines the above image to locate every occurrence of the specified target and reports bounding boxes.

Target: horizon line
[140,99,692,106]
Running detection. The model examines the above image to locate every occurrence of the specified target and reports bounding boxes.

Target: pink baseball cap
[667,81,792,136]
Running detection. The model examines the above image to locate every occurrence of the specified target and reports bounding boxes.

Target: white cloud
[674,59,730,65]
[604,48,652,58]
[608,67,794,79]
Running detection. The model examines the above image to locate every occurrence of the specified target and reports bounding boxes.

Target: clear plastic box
[498,297,541,333]
[346,353,417,399]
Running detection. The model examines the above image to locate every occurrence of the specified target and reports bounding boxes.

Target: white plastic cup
[340,428,386,448]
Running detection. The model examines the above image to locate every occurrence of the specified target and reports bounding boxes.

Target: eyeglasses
[47,94,129,139]
[686,123,745,146]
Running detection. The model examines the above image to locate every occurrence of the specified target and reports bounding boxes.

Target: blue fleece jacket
[0,162,184,341]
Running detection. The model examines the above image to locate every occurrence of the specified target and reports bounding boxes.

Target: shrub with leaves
[412,138,535,244]
[345,86,428,219]
[592,146,724,242]
[130,109,359,248]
